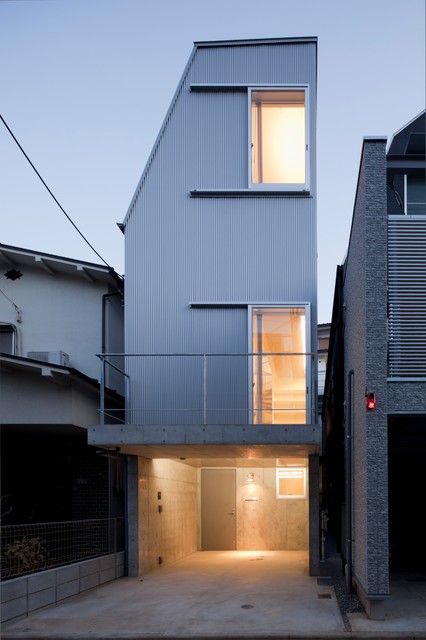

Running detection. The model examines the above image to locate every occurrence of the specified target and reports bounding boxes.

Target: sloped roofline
[341,136,388,276]
[387,109,426,153]
[122,36,317,228]
[122,45,198,228]
[0,353,124,400]
[0,243,123,286]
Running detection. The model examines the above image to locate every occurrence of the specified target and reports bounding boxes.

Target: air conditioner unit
[27,351,70,366]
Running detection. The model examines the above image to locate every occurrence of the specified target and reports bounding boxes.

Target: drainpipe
[346,369,354,594]
[101,290,123,425]
[102,291,122,354]
[102,291,123,390]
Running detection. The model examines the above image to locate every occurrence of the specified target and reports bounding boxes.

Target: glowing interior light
[278,469,304,479]
[276,466,307,499]
[251,90,306,185]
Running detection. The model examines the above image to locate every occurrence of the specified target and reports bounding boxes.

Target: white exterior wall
[1,264,116,381]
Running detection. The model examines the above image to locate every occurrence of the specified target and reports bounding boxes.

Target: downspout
[102,290,123,390]
[102,291,122,354]
[346,369,354,594]
[101,291,123,520]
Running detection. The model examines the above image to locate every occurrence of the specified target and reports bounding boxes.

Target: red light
[366,393,376,410]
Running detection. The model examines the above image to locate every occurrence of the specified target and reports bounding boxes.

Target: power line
[0,287,22,314]
[0,114,112,269]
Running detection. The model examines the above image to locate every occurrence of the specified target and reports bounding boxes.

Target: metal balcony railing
[98,352,317,426]
[1,518,125,580]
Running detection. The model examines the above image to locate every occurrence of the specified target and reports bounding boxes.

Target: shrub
[3,536,46,576]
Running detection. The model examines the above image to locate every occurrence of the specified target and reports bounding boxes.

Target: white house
[0,243,124,523]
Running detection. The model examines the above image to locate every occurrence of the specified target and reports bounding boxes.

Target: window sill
[190,189,311,198]
[387,377,426,382]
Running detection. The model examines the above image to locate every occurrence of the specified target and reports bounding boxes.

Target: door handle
[228,511,235,515]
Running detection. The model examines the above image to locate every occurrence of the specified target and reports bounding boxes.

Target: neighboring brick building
[322,111,426,620]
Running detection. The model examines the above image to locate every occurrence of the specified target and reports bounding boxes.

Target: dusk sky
[1,0,424,323]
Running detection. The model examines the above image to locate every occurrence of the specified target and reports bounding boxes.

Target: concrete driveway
[2,550,426,639]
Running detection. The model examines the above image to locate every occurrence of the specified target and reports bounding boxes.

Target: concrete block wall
[132,458,199,575]
[126,457,312,578]
[1,552,125,623]
[236,466,309,550]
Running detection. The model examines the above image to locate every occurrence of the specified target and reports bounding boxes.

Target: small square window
[276,467,306,499]
[250,88,309,191]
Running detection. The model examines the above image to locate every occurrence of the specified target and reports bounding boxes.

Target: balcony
[91,353,321,458]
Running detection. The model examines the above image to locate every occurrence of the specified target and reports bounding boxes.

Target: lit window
[251,306,308,424]
[276,467,306,499]
[250,88,308,190]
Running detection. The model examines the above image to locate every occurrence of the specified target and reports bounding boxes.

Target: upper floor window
[406,175,426,215]
[250,88,309,191]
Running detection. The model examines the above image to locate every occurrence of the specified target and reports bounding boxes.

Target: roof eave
[193,36,318,47]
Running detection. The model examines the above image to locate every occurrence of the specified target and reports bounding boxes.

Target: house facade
[91,37,321,576]
[322,111,426,619]
[0,244,124,525]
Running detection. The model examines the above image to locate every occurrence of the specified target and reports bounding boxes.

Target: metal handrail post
[100,356,105,426]
[203,353,207,425]
[125,362,131,422]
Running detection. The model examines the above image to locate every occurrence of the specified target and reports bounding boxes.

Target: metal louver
[388,217,426,377]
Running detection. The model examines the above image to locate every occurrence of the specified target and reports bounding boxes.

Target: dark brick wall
[364,140,389,595]
[71,445,109,520]
[343,138,389,596]
[1,431,110,524]
[387,382,426,413]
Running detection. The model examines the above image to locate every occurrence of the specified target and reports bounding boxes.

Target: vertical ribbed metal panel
[125,40,317,423]
[388,217,426,377]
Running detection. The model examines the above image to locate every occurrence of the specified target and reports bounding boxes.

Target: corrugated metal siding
[388,217,426,377]
[192,42,316,86]
[125,41,317,423]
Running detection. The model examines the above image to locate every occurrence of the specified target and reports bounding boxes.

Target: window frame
[248,86,310,192]
[0,323,17,355]
[404,174,426,215]
[247,303,312,424]
[276,466,307,500]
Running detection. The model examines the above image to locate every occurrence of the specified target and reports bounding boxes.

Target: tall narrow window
[251,307,308,424]
[250,89,308,189]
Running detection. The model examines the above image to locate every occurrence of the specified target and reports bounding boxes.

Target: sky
[1,0,425,323]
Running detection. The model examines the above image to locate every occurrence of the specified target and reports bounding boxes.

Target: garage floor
[2,550,426,639]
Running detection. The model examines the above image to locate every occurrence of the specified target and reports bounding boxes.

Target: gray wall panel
[124,40,317,424]
[192,42,317,85]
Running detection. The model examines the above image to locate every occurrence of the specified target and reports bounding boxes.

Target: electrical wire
[0,114,112,269]
[0,287,23,322]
